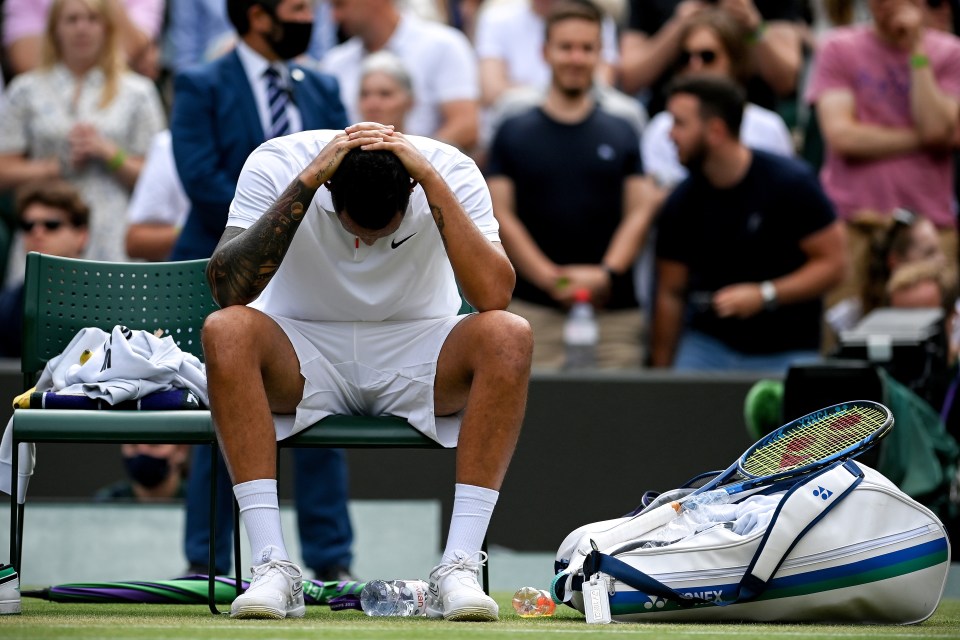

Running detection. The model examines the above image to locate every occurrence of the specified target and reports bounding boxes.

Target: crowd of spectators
[0,0,953,378]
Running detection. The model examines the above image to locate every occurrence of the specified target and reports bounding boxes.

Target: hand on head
[347,122,435,187]
[309,122,434,191]
[306,122,394,188]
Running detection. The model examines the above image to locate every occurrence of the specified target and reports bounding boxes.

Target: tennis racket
[566,399,893,570]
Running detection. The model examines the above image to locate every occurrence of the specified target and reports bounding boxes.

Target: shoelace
[432,550,488,580]
[249,559,299,586]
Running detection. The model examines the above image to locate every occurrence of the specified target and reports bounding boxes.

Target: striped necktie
[264,67,290,139]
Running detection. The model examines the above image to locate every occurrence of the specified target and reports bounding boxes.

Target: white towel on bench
[1,325,208,503]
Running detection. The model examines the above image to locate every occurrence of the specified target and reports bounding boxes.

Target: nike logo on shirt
[391,233,417,249]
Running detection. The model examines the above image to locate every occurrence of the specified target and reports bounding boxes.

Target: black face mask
[267,18,313,61]
[124,454,171,488]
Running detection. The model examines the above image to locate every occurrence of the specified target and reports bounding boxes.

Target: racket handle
[574,501,681,558]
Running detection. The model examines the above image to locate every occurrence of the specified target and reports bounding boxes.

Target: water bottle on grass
[359,579,429,617]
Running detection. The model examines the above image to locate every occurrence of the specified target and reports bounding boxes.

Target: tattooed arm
[207,126,394,307]
[206,179,316,307]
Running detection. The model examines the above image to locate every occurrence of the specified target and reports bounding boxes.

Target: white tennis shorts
[266,313,470,448]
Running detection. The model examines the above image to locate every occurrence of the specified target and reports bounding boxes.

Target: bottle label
[396,579,429,616]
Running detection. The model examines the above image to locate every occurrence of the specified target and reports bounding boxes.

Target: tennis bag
[553,461,950,624]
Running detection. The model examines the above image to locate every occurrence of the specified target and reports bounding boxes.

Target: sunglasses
[20,219,66,232]
[679,49,718,67]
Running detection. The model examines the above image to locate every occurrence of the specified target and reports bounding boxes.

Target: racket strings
[741,406,888,476]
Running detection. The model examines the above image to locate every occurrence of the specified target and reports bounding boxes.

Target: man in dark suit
[170,0,354,581]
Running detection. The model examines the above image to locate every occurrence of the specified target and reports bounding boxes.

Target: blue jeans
[674,330,820,374]
[184,444,353,575]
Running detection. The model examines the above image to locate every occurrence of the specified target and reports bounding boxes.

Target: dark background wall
[0,360,764,551]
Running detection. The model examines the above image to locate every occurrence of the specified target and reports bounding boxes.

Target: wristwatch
[760,280,778,311]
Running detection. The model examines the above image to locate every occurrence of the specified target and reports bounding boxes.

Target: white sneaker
[0,564,21,615]
[426,550,498,621]
[230,559,306,619]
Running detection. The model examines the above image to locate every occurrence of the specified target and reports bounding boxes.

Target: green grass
[2,595,959,640]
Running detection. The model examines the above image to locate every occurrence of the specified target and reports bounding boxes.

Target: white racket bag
[553,461,949,624]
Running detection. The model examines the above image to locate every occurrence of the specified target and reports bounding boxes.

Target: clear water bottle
[359,579,429,617]
[563,289,598,370]
[512,586,556,617]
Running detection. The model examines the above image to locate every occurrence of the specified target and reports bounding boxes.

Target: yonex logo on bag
[643,595,666,609]
[813,486,833,500]
[682,590,723,603]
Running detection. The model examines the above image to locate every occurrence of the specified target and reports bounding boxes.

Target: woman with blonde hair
[0,0,165,272]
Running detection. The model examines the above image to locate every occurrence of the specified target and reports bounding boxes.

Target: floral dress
[0,63,166,279]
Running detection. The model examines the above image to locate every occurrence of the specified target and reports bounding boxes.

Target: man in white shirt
[322,0,480,149]
[474,0,620,108]
[206,123,531,621]
[124,130,190,261]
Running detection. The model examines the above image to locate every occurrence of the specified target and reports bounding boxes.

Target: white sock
[234,479,290,565]
[441,483,499,564]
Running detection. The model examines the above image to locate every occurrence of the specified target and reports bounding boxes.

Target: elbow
[471,282,515,313]
[769,72,799,98]
[469,271,516,313]
[619,69,648,97]
[822,131,861,160]
[918,123,956,150]
[456,127,479,152]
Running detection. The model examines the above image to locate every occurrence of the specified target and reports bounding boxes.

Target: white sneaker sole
[230,604,306,619]
[0,598,21,615]
[443,605,498,622]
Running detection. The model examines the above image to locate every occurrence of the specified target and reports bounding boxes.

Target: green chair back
[21,253,219,385]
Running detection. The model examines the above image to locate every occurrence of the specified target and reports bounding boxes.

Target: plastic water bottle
[563,289,598,370]
[359,579,429,617]
[512,586,556,617]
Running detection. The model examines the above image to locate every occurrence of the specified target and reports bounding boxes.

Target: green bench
[8,252,481,615]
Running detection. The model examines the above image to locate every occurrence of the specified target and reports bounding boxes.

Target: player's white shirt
[641,103,795,188]
[227,129,499,322]
[320,13,479,138]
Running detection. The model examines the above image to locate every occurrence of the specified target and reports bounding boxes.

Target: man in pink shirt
[806,0,960,302]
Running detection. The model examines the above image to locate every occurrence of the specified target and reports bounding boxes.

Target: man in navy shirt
[487,0,660,369]
[651,74,847,372]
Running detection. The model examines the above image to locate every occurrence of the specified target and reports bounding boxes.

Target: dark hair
[862,208,922,314]
[544,0,603,41]
[15,179,90,228]
[678,9,751,84]
[328,149,412,230]
[227,0,281,35]
[666,74,745,138]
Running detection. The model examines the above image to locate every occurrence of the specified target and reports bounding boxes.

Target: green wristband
[107,149,126,171]
[747,21,767,44]
[910,53,930,69]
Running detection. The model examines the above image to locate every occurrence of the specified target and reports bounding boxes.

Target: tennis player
[202,122,531,621]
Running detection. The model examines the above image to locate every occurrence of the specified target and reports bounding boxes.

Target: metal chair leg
[481,535,490,594]
[9,440,19,573]
[207,443,222,615]
[233,497,243,596]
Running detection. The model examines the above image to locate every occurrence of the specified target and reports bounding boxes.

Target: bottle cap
[574,288,591,303]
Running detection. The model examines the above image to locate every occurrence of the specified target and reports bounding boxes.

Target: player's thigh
[204,306,304,412]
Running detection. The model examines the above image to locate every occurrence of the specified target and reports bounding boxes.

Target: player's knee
[202,307,259,361]
[476,310,533,374]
